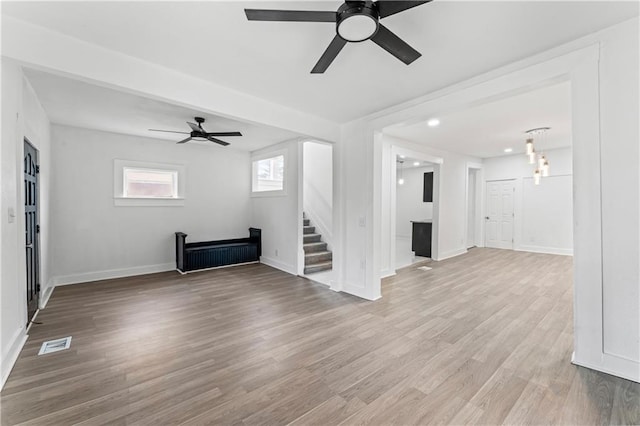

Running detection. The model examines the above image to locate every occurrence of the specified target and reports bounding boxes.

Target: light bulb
[398,178,405,185]
[529,151,536,165]
[534,169,541,185]
[538,155,546,169]
[542,160,550,177]
[525,138,533,155]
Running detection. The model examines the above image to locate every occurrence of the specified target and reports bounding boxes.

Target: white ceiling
[23,69,302,151]
[384,81,572,159]
[3,1,638,123]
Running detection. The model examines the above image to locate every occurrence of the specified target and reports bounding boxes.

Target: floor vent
[417,266,432,271]
[38,336,72,355]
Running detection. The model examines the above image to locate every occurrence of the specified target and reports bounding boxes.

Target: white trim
[0,329,28,391]
[380,270,396,279]
[572,352,640,384]
[113,159,186,206]
[178,261,259,274]
[250,149,287,197]
[343,282,381,301]
[39,280,55,309]
[53,262,175,286]
[435,248,468,262]
[259,256,297,276]
[517,246,573,256]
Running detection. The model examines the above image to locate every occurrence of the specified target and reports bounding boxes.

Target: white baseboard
[1,328,28,391]
[259,256,297,276]
[380,269,396,279]
[435,248,468,261]
[53,263,175,286]
[572,351,640,383]
[39,281,55,309]
[342,282,381,301]
[517,245,573,256]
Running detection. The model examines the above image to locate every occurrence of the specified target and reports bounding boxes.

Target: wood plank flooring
[1,248,639,425]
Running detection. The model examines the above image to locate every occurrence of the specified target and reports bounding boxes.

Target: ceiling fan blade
[176,137,192,144]
[205,132,242,137]
[376,0,431,19]
[370,24,421,65]
[187,122,203,133]
[245,9,336,22]
[148,129,190,134]
[207,136,230,146]
[311,35,348,74]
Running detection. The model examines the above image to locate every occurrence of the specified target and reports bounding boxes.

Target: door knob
[485,216,490,220]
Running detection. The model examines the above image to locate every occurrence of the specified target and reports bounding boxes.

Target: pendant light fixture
[525,127,551,185]
[525,138,534,155]
[397,159,405,185]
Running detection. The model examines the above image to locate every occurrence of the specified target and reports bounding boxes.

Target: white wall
[50,125,251,284]
[1,60,52,389]
[597,19,639,367]
[483,147,573,255]
[250,139,300,275]
[396,165,433,238]
[383,134,482,261]
[303,142,332,249]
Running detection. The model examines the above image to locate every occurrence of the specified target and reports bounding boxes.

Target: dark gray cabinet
[411,221,432,258]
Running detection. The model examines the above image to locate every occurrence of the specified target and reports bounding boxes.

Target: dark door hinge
[37,284,41,292]
[36,224,40,233]
[36,165,40,174]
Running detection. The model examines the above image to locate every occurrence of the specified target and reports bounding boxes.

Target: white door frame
[465,162,483,249]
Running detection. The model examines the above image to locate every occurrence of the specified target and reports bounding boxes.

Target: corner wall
[250,140,301,275]
[1,60,52,389]
[49,125,252,284]
[483,147,573,255]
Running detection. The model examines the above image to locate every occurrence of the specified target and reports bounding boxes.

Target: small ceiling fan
[245,0,432,74]
[149,117,242,146]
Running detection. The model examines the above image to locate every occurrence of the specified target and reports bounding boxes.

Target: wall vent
[38,336,72,355]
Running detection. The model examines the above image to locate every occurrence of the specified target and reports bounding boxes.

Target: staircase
[303,213,332,274]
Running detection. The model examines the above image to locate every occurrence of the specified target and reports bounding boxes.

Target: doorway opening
[300,140,334,286]
[24,139,40,325]
[395,155,437,269]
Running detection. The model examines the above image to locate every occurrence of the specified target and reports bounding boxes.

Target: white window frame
[251,150,287,197]
[114,159,186,206]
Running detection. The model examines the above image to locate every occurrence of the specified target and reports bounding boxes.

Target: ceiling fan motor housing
[337,1,379,42]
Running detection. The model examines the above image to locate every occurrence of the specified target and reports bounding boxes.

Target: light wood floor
[1,249,639,425]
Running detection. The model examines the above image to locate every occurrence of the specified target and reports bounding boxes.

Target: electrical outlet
[358,216,366,227]
[360,259,366,270]
[275,249,278,257]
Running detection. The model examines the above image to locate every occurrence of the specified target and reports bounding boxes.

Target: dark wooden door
[24,140,40,323]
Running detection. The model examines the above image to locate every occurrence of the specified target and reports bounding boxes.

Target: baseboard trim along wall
[39,283,55,309]
[517,246,574,256]
[0,328,28,391]
[259,256,297,276]
[53,263,175,286]
[436,248,468,262]
[572,351,640,384]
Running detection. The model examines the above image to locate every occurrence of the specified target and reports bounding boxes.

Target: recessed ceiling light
[427,118,440,127]
[413,161,420,166]
[504,148,513,153]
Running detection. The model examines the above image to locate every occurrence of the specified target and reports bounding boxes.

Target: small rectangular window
[252,154,284,193]
[123,168,178,199]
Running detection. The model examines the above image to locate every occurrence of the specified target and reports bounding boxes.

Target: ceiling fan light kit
[336,2,379,42]
[148,117,242,146]
[245,1,431,73]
